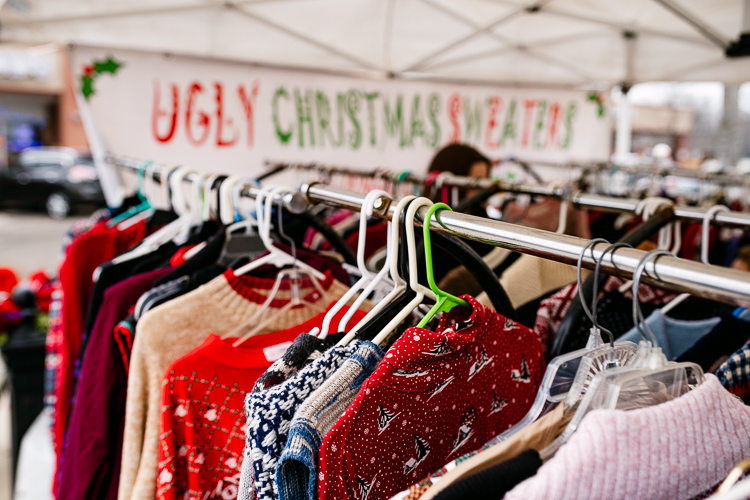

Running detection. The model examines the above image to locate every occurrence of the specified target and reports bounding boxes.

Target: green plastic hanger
[416,202,471,328]
[108,160,153,227]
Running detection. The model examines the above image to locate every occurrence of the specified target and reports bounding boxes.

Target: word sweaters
[318,296,545,500]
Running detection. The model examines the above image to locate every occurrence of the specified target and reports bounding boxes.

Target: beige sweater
[118,270,355,500]
[477,255,587,310]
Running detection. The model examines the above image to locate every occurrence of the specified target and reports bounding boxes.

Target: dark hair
[427,144,491,177]
[737,245,750,266]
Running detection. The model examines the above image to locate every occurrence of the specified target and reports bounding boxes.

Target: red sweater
[318,296,545,500]
[53,221,146,462]
[157,306,368,500]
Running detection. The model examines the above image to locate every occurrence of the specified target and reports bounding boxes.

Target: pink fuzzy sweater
[505,374,750,500]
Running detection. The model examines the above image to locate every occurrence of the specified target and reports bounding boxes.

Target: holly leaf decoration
[587,91,606,118]
[81,75,95,98]
[93,56,122,75]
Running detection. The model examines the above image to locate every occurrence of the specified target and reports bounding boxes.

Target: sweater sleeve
[130,326,175,500]
[118,314,155,500]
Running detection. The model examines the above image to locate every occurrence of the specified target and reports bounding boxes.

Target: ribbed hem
[277,422,320,500]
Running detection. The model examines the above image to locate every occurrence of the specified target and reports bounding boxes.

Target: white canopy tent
[0,0,748,89]
[1,0,748,206]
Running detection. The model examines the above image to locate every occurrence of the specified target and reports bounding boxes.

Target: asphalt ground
[0,209,76,279]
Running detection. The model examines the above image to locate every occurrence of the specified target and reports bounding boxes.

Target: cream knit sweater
[118,270,354,500]
[477,255,585,310]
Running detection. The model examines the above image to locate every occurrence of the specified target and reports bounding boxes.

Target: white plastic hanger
[336,192,397,333]
[661,204,729,314]
[317,189,390,340]
[181,173,213,261]
[109,166,196,268]
[336,195,416,346]
[158,164,179,212]
[219,175,243,225]
[370,197,438,347]
[617,196,676,293]
[233,185,326,281]
[229,189,332,346]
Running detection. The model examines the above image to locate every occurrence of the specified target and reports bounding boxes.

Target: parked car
[0,147,105,218]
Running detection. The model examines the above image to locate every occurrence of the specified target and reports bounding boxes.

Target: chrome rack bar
[437,175,750,229]
[571,193,750,228]
[109,156,308,214]
[264,160,423,184]
[302,182,750,309]
[589,163,750,186]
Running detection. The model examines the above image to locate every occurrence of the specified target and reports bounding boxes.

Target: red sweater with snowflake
[157,306,368,500]
[318,296,545,500]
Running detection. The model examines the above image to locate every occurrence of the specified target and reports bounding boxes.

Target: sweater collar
[222,268,335,307]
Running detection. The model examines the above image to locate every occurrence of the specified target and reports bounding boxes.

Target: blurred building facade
[0,44,87,167]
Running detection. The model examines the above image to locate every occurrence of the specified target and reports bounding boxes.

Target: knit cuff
[277,421,321,500]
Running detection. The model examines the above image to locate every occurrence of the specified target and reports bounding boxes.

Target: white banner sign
[71,46,610,181]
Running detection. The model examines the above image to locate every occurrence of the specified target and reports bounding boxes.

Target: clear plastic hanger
[488,240,636,445]
[661,204,729,314]
[317,189,391,340]
[602,248,703,408]
[544,249,703,459]
[336,195,415,347]
[370,197,438,347]
[233,185,326,281]
[228,188,332,345]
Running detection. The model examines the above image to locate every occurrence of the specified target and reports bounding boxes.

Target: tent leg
[74,92,124,209]
[718,84,742,168]
[613,89,633,164]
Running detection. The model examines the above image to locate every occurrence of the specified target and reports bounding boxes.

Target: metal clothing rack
[109,156,308,214]
[264,161,423,184]
[109,156,750,307]
[271,159,749,189]
[436,175,750,229]
[587,163,750,187]
[262,160,750,229]
[302,183,750,309]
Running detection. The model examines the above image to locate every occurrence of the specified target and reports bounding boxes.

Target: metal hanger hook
[592,242,633,347]
[575,238,608,333]
[632,249,674,345]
